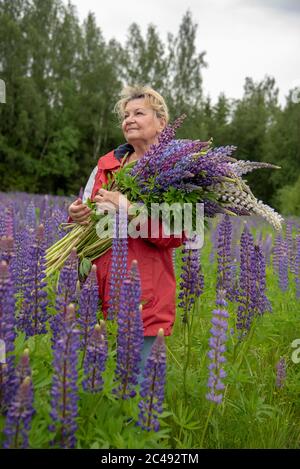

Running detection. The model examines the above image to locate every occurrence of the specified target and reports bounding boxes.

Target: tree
[165,10,207,118]
[228,76,280,202]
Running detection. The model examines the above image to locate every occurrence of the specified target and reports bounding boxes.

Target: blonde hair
[114,85,169,124]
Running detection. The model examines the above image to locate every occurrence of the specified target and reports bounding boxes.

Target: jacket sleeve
[139,216,185,249]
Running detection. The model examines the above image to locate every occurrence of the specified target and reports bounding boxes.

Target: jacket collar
[114,143,134,161]
[98,143,134,170]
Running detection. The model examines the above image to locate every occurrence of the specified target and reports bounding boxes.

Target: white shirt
[82,166,98,203]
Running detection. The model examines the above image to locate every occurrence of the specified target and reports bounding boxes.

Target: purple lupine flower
[285,220,296,273]
[25,200,36,230]
[253,245,272,314]
[4,205,15,238]
[295,235,300,299]
[10,348,31,395]
[51,248,78,344]
[131,116,187,181]
[206,290,228,404]
[179,236,204,324]
[272,233,283,274]
[216,215,235,301]
[0,235,15,266]
[236,224,257,335]
[17,225,49,337]
[3,376,35,448]
[153,140,210,192]
[52,207,67,241]
[275,357,286,388]
[113,260,143,399]
[278,239,289,292]
[0,260,16,411]
[14,226,31,296]
[78,264,99,358]
[108,209,128,320]
[137,328,166,432]
[82,321,108,393]
[49,304,80,448]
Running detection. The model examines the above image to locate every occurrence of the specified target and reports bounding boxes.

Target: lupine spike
[108,209,128,319]
[51,248,79,343]
[216,215,235,301]
[17,224,49,337]
[49,304,80,448]
[206,290,228,404]
[113,261,143,399]
[275,357,286,389]
[295,235,300,299]
[82,321,108,393]
[0,260,16,410]
[253,245,272,314]
[236,224,257,336]
[278,239,289,292]
[78,264,99,358]
[137,328,166,432]
[178,235,204,324]
[3,376,35,448]
[285,220,296,273]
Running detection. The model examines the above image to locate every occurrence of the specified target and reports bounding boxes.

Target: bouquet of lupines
[46,116,283,276]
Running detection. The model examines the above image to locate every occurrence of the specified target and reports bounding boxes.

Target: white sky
[66,0,300,107]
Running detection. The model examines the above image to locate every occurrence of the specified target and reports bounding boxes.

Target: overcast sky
[66,0,300,107]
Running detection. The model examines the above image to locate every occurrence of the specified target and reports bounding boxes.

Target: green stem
[200,402,215,448]
[182,297,196,403]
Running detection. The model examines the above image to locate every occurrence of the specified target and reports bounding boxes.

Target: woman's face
[122,98,166,147]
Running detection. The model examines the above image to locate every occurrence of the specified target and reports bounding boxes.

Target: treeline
[0,0,299,214]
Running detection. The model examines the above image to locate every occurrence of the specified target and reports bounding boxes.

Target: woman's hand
[68,198,92,225]
[94,189,131,212]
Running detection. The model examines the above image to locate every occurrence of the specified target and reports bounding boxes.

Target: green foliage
[275,174,300,216]
[1,1,299,209]
[2,215,300,448]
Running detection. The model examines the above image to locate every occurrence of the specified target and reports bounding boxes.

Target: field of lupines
[0,190,300,449]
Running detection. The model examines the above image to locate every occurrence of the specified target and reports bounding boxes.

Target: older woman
[68,85,184,375]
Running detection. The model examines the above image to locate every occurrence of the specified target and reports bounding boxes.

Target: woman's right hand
[68,198,92,225]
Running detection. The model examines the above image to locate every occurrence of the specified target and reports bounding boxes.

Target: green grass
[1,223,300,449]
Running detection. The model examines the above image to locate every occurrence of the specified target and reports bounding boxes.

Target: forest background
[0,0,300,215]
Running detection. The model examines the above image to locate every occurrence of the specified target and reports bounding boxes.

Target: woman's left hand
[94,189,131,212]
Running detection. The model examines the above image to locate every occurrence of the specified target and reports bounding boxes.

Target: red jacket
[90,149,184,336]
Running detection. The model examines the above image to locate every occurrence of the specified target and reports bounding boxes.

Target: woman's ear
[158,116,167,132]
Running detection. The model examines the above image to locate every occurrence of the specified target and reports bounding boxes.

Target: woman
[68,85,184,375]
